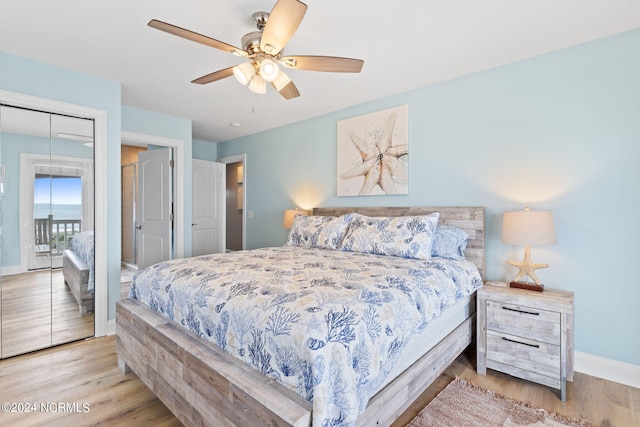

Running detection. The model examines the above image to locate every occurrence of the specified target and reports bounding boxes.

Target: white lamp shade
[272,70,292,91]
[259,58,280,82]
[248,75,267,94]
[502,208,557,246]
[283,209,309,228]
[233,62,255,85]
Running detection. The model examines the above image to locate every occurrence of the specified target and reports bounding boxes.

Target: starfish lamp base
[509,281,544,292]
[506,245,548,292]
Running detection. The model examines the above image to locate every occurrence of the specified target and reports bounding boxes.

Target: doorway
[218,154,247,251]
[192,159,225,256]
[121,144,146,272]
[121,131,185,277]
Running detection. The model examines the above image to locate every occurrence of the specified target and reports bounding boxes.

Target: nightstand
[476,284,574,401]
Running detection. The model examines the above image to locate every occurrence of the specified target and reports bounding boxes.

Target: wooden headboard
[313,206,486,280]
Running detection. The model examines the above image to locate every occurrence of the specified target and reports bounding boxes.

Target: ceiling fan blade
[191,67,235,84]
[280,55,364,73]
[273,80,300,100]
[148,19,246,57]
[260,0,308,56]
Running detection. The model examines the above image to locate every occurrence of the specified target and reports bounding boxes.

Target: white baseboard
[107,319,116,336]
[575,351,640,389]
[1,265,25,276]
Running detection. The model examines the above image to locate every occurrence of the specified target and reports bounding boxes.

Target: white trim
[575,351,640,388]
[121,131,186,258]
[0,88,108,338]
[0,265,22,276]
[107,318,116,336]
[217,153,247,250]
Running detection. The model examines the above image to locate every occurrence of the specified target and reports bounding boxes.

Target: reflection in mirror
[0,105,95,358]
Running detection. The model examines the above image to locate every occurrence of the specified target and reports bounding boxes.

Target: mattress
[380,291,475,391]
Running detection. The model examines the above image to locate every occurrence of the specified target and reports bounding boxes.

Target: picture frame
[336,105,408,196]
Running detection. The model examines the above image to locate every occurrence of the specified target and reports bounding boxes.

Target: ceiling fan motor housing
[252,11,269,31]
[241,31,263,54]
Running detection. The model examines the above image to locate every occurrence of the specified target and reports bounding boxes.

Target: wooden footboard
[116,297,474,427]
[116,298,313,427]
[62,249,93,313]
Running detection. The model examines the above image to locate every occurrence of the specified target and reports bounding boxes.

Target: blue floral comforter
[129,246,482,426]
[69,230,94,291]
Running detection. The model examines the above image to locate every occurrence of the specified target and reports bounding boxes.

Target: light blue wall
[193,139,218,161]
[218,29,640,366]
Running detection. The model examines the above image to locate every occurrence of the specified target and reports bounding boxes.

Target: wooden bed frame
[62,249,94,314]
[116,206,485,426]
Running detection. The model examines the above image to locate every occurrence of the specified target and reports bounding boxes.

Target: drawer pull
[502,337,540,348]
[502,306,539,316]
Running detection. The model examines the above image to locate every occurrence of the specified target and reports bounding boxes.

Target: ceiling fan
[148,0,364,100]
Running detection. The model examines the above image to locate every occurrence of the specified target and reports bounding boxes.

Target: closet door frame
[0,89,108,337]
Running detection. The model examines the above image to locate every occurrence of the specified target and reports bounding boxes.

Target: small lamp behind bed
[502,207,556,292]
[283,209,309,228]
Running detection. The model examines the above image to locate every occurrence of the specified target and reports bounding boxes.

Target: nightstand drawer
[486,300,560,344]
[486,330,560,379]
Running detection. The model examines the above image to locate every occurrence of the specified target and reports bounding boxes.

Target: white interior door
[192,159,225,256]
[137,147,172,269]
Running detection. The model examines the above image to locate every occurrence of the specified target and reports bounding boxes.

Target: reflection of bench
[35,216,53,255]
[63,249,93,314]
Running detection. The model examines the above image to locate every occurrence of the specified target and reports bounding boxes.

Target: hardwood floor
[1,269,94,358]
[0,335,637,427]
[0,335,178,427]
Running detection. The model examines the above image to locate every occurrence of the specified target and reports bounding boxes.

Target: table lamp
[502,207,556,292]
[283,209,309,229]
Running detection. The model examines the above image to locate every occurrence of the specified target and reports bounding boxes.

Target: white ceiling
[1,0,638,143]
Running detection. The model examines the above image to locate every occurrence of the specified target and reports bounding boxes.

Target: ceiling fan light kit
[248,75,267,94]
[232,61,256,85]
[148,0,364,100]
[259,58,280,82]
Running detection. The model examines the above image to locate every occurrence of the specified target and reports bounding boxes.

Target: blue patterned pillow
[286,214,354,250]
[431,225,469,260]
[339,212,440,259]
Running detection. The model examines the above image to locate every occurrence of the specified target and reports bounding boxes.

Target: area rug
[407,377,593,427]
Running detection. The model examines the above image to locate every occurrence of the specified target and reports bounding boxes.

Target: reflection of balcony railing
[35,215,82,257]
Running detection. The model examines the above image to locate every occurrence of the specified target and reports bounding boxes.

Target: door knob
[136,224,142,230]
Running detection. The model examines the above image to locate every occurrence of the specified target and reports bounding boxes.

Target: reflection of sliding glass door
[24,159,91,271]
[0,105,95,358]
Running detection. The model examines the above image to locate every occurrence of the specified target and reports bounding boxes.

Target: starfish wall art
[336,105,408,196]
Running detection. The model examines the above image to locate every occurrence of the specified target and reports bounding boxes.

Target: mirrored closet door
[0,105,95,358]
